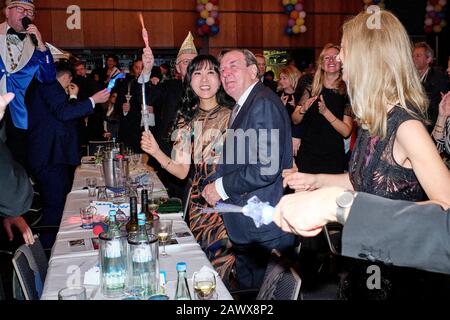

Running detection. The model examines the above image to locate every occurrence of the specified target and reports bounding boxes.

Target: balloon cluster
[363,0,385,10]
[196,0,220,37]
[282,0,307,36]
[424,0,447,33]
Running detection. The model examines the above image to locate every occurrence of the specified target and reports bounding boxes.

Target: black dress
[297,87,351,174]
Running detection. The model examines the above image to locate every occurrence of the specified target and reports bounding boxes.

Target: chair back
[256,249,301,300]
[12,236,48,300]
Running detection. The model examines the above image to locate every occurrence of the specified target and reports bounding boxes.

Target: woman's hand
[298,96,318,114]
[438,92,450,117]
[283,172,320,192]
[318,95,331,116]
[141,131,160,156]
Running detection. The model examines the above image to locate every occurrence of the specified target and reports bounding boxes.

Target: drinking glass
[80,205,96,229]
[193,270,217,300]
[156,220,172,257]
[58,286,87,300]
[86,177,97,199]
[97,186,108,201]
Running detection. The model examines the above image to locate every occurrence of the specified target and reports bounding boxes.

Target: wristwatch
[336,190,357,225]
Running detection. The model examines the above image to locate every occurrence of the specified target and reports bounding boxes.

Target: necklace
[6,38,24,71]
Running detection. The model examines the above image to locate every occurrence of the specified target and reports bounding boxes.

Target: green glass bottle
[126,196,139,234]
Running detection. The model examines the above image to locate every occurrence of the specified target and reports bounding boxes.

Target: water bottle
[126,213,159,298]
[175,262,191,300]
[99,210,127,298]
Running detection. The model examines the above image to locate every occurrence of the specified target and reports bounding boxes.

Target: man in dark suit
[0,92,34,245]
[413,42,448,132]
[26,62,109,228]
[274,187,450,275]
[202,49,296,289]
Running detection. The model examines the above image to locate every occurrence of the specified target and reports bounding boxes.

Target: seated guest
[0,93,34,245]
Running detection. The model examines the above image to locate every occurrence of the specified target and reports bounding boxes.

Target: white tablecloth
[41,156,232,300]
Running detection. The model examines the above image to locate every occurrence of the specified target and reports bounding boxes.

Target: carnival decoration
[282,0,307,36]
[196,0,220,37]
[424,0,447,33]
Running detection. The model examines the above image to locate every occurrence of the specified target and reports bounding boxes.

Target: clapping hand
[439,92,450,117]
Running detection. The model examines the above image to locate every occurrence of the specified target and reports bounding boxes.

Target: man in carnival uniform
[0,0,56,166]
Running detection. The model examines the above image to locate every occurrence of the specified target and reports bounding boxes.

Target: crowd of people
[1,0,450,300]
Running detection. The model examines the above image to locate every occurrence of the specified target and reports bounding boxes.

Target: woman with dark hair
[141,55,236,287]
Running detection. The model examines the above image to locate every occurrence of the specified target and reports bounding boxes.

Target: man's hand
[0,93,15,121]
[91,89,110,104]
[202,183,221,206]
[25,24,46,51]
[273,187,344,237]
[68,83,79,97]
[3,216,34,245]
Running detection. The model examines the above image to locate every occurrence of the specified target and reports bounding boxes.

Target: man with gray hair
[202,49,295,290]
[413,42,448,132]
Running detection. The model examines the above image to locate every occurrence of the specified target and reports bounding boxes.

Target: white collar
[237,81,258,107]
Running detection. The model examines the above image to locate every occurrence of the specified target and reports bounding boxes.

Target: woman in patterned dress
[141,55,236,287]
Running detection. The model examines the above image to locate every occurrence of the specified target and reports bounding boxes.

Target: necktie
[7,28,26,41]
[229,103,241,126]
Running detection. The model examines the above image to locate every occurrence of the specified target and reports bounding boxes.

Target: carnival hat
[6,0,35,9]
[177,31,198,59]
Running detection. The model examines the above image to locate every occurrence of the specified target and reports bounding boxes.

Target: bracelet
[330,117,337,124]
[162,159,172,169]
[435,124,444,129]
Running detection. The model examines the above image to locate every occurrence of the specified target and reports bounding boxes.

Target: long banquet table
[41,156,232,300]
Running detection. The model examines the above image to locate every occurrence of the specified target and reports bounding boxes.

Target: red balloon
[424,25,433,33]
[433,17,441,25]
[201,24,210,33]
[215,17,220,26]
[197,26,205,36]
[210,0,219,5]
[429,0,439,4]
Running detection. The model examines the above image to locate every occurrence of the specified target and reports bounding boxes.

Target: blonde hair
[342,10,428,138]
[277,65,301,92]
[311,43,347,97]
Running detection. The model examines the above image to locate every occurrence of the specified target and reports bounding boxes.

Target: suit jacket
[0,22,56,130]
[214,82,294,245]
[0,121,33,216]
[26,81,94,171]
[422,67,448,132]
[343,192,450,275]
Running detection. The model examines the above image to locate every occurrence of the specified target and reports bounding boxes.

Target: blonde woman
[285,11,450,204]
[277,65,302,156]
[291,44,353,173]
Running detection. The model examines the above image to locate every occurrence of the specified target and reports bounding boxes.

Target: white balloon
[206,17,215,26]
[426,5,435,12]
[300,25,307,33]
[299,11,306,19]
[205,3,214,11]
[438,0,447,6]
[425,18,433,26]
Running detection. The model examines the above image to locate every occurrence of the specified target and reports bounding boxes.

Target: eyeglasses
[12,6,35,17]
[177,59,193,66]
[323,55,340,62]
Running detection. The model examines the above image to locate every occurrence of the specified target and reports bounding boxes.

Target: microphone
[22,17,38,46]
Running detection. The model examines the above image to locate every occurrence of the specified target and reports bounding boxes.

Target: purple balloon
[211,10,219,19]
[288,18,296,27]
[196,4,205,12]
[295,3,303,11]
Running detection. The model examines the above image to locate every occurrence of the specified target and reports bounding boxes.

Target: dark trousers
[4,110,28,170]
[233,233,296,290]
[32,165,70,247]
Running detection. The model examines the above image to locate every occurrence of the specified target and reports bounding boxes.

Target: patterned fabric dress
[340,106,426,300]
[172,105,236,288]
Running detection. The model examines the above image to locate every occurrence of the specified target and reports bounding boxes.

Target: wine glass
[156,220,172,257]
[193,270,217,300]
